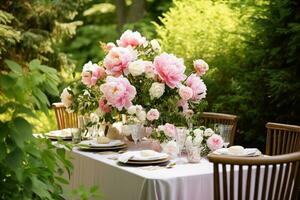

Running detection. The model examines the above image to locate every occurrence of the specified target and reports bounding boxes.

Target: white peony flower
[193,135,203,146]
[128,60,145,76]
[149,82,165,99]
[193,129,204,137]
[90,113,99,123]
[121,125,132,136]
[127,105,137,115]
[82,61,99,72]
[150,39,161,52]
[60,87,73,108]
[204,128,215,137]
[135,105,143,113]
[136,110,146,122]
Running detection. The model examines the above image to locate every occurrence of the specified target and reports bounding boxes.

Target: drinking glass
[71,128,81,144]
[219,124,232,148]
[130,124,143,144]
[176,127,188,164]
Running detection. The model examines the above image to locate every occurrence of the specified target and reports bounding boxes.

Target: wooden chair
[200,112,238,146]
[52,102,78,129]
[265,122,300,156]
[208,152,300,200]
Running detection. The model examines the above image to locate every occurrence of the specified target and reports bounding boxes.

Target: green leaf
[6,147,23,170]
[31,176,52,199]
[0,74,15,90]
[28,59,41,71]
[12,117,33,148]
[33,88,50,106]
[5,59,23,74]
[55,176,69,185]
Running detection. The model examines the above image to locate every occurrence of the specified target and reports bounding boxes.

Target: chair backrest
[208,152,300,200]
[52,102,78,129]
[265,122,300,156]
[200,112,238,146]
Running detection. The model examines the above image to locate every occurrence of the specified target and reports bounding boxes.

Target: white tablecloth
[66,148,215,200]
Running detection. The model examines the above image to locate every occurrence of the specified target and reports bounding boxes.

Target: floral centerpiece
[60,30,209,142]
[185,127,224,156]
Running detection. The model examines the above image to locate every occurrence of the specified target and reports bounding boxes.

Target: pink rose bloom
[154,53,186,88]
[179,86,193,100]
[146,109,160,121]
[164,123,177,138]
[104,47,137,77]
[207,134,224,151]
[98,97,112,113]
[186,73,207,101]
[177,99,189,111]
[193,59,209,76]
[100,76,137,111]
[117,30,146,48]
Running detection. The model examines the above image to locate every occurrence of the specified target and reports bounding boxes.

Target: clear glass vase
[186,146,201,163]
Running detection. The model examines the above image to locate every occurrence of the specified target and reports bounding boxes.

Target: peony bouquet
[61,30,209,137]
[185,127,224,156]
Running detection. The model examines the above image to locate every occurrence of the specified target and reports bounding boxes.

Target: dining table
[64,145,215,200]
[62,140,266,200]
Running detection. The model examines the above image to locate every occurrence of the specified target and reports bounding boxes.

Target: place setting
[77,136,127,152]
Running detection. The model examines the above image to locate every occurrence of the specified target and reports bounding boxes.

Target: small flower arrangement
[61,30,209,137]
[185,127,224,156]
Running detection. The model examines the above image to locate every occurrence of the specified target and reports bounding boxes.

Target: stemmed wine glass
[131,124,143,144]
[218,124,232,148]
[176,127,188,164]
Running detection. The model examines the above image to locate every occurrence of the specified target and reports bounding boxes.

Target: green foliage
[0,0,85,70]
[156,0,300,149]
[0,59,72,199]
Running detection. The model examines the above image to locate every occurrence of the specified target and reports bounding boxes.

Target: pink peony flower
[186,73,207,101]
[164,123,177,138]
[117,30,146,48]
[177,99,189,111]
[207,134,224,151]
[81,71,93,86]
[154,53,186,88]
[98,97,112,113]
[100,76,137,111]
[144,61,156,79]
[179,86,193,100]
[81,61,106,86]
[193,59,209,76]
[146,109,160,121]
[93,66,106,80]
[104,47,137,77]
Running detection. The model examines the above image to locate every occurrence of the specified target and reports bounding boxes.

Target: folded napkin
[118,152,135,163]
[214,148,262,156]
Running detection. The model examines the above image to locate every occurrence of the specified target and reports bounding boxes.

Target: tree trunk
[127,0,145,23]
[115,0,127,32]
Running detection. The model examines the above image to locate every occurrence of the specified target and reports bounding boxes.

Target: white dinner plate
[45,129,73,140]
[79,139,125,148]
